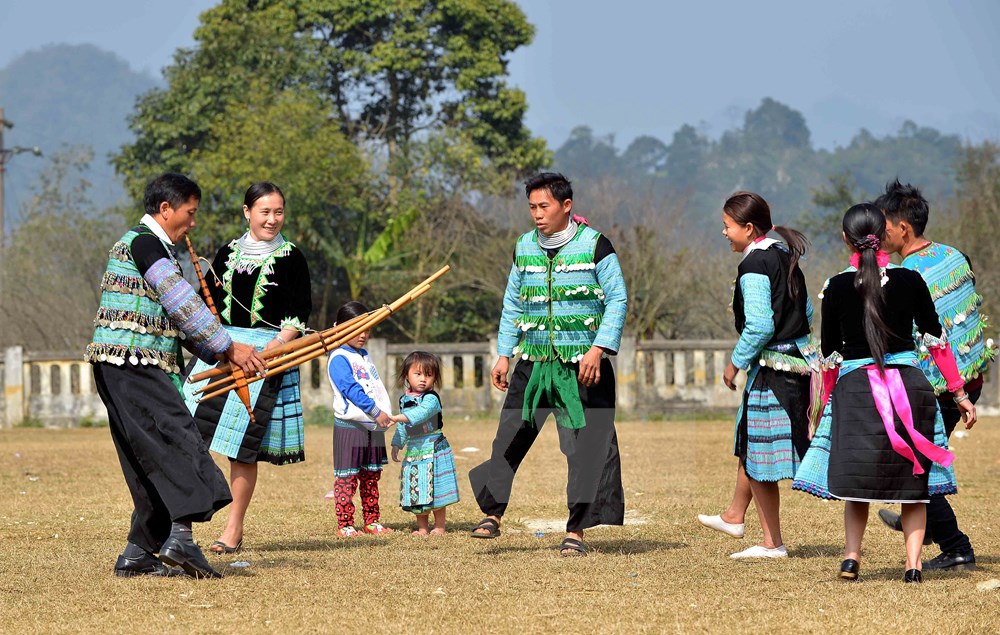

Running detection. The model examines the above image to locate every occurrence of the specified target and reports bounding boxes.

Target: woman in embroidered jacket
[468,172,628,557]
[182,182,311,554]
[698,191,815,560]
[86,173,265,579]
[792,203,976,583]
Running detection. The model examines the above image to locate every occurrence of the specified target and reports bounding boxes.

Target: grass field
[1,418,999,634]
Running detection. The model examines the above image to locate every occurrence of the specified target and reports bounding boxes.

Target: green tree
[939,142,1000,318]
[1,147,128,350]
[799,170,866,246]
[114,0,548,198]
[113,0,549,332]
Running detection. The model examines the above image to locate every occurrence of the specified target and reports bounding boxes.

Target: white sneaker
[730,545,788,559]
[697,514,745,538]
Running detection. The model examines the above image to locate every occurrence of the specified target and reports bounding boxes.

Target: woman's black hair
[843,203,892,372]
[397,351,442,390]
[335,300,369,325]
[723,191,810,298]
[243,181,285,210]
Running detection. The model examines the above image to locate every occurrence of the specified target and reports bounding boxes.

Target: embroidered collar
[140,214,175,246]
[741,236,778,260]
[902,240,933,259]
[236,231,286,258]
[537,220,580,250]
[849,250,890,268]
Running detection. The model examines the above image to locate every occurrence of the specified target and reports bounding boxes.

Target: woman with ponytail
[793,203,976,583]
[698,192,816,559]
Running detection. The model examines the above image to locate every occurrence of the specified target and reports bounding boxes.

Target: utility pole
[0,106,43,310]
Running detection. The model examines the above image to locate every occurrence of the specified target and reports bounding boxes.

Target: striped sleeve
[497,263,524,358]
[593,252,627,353]
[144,258,232,363]
[731,273,775,369]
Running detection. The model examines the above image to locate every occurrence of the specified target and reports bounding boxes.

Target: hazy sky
[1,0,998,149]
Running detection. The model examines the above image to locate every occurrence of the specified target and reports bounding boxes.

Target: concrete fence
[3,341,998,428]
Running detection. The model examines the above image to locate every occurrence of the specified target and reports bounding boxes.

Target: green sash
[521,359,586,429]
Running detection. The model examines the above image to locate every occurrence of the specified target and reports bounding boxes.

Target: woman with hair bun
[698,191,815,560]
[182,181,312,554]
[793,203,975,583]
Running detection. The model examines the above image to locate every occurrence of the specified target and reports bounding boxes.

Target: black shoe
[903,569,922,583]
[114,551,182,578]
[839,559,859,581]
[159,536,224,579]
[876,509,933,545]
[923,550,976,571]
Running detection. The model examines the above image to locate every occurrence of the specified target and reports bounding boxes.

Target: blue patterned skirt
[399,432,460,513]
[182,325,305,465]
[793,357,956,502]
[734,365,811,482]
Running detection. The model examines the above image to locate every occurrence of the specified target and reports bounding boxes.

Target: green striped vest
[513,225,606,363]
[85,227,183,381]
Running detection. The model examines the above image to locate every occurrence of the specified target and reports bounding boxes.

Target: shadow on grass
[475,539,687,556]
[255,537,393,552]
[789,544,845,558]
[847,566,979,582]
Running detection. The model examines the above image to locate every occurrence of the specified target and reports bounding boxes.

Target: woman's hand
[375,411,393,429]
[723,361,740,391]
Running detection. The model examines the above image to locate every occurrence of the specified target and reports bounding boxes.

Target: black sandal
[470,517,501,539]
[559,537,588,557]
[209,539,243,555]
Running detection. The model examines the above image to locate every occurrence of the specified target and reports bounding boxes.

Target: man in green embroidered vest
[86,173,266,579]
[469,172,628,556]
[876,179,996,571]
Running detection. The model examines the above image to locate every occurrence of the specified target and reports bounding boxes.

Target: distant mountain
[552,98,966,241]
[0,44,159,226]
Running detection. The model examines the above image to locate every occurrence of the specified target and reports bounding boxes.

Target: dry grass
[1,417,999,634]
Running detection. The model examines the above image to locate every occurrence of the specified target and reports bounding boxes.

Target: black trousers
[94,363,232,554]
[927,387,980,554]
[469,358,625,533]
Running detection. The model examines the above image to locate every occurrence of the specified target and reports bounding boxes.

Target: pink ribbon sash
[866,367,954,475]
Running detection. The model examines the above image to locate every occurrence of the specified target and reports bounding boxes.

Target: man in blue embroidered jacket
[876,179,995,571]
[86,173,265,579]
[469,172,628,557]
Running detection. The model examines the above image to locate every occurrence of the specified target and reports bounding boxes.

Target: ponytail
[843,206,893,373]
[772,225,809,299]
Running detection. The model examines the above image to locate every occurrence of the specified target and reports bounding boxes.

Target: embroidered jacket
[901,242,996,393]
[390,391,443,449]
[207,237,311,333]
[85,225,231,385]
[731,240,813,371]
[497,225,627,363]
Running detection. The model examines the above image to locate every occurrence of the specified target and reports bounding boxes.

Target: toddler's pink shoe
[363,523,393,535]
